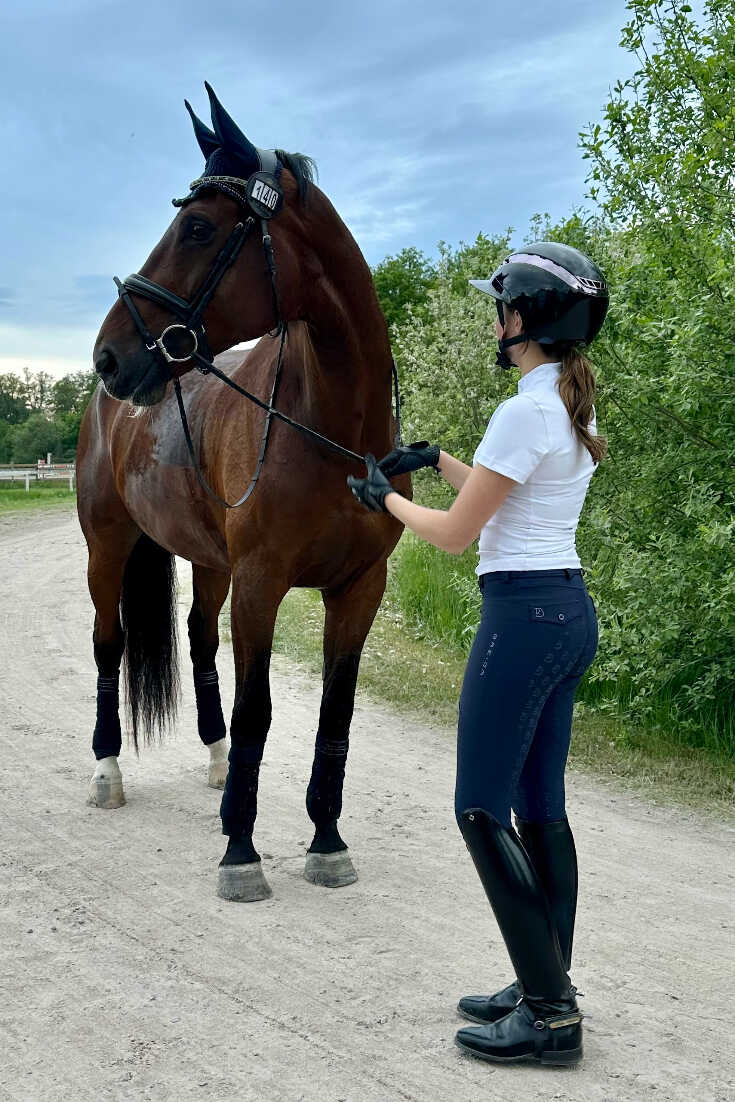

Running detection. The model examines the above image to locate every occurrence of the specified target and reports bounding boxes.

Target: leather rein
[113,162,402,509]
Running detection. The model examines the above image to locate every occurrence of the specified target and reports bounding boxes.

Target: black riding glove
[347,453,399,513]
[378,440,440,478]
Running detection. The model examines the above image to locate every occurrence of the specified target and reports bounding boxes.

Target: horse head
[94,83,318,406]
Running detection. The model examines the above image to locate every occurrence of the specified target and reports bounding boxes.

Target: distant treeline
[0,369,97,464]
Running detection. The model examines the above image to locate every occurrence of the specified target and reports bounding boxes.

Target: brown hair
[551,346,607,464]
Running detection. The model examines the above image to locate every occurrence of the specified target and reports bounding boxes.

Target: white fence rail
[0,464,76,492]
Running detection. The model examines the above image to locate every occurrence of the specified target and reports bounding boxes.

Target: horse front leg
[305,558,387,888]
[187,564,232,789]
[216,558,286,903]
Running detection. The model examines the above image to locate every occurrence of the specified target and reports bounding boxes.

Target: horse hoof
[207,738,228,789]
[216,862,272,902]
[207,761,228,789]
[304,850,358,888]
[86,757,126,809]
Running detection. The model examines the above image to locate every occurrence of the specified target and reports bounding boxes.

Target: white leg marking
[87,756,126,809]
[207,738,229,789]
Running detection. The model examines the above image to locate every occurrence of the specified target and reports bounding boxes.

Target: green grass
[391,538,480,651]
[0,481,77,512]
[257,567,735,821]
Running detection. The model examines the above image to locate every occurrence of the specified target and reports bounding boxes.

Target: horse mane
[275,150,318,200]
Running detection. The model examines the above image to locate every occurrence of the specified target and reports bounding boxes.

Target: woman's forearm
[385,493,457,552]
[437,450,473,491]
[381,456,515,555]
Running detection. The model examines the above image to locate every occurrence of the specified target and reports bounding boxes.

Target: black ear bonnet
[187,81,281,181]
[177,82,283,216]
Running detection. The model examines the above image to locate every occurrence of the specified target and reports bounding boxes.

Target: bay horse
[77,83,410,902]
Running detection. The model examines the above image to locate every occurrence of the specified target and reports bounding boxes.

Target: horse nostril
[95,349,116,378]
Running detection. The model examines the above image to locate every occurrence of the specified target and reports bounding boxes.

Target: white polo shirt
[472,361,596,574]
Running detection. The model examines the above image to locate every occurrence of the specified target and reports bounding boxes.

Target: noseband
[113,156,402,509]
[116,219,255,367]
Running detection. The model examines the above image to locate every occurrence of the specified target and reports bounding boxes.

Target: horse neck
[296,213,395,458]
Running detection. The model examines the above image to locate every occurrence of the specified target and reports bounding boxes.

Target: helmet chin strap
[495,332,527,370]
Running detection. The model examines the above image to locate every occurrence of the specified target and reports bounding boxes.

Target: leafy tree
[10,414,62,464]
[0,373,30,425]
[22,368,54,414]
[372,246,437,331]
[0,420,12,463]
[50,370,98,416]
[582,0,735,246]
[56,410,89,459]
[394,234,513,474]
[442,231,515,297]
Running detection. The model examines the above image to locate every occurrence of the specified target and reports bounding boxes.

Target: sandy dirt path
[0,509,732,1102]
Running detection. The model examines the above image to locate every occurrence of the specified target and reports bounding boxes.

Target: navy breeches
[455,569,598,829]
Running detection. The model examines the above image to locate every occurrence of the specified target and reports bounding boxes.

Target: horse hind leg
[304,559,387,888]
[85,527,140,809]
[187,564,231,789]
[87,528,180,807]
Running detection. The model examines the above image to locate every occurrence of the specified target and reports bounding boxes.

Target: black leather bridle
[113,158,402,508]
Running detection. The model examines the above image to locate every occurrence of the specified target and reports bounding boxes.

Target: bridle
[113,155,401,508]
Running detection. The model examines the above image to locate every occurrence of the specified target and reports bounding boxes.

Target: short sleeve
[473,396,549,484]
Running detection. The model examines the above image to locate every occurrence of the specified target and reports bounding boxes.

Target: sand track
[0,509,732,1101]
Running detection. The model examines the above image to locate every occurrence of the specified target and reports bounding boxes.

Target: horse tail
[120,533,180,752]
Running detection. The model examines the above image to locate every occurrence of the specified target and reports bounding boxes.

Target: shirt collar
[517,361,562,395]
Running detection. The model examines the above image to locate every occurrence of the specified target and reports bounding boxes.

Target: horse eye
[188,221,212,241]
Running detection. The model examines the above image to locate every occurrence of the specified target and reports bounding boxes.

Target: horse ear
[205,81,259,167]
[185,100,220,159]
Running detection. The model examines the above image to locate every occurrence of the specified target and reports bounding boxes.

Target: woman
[348,241,609,1067]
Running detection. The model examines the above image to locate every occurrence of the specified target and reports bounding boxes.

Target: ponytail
[554,347,607,464]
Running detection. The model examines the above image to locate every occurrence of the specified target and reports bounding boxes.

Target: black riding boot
[454,808,583,1066]
[457,815,578,1025]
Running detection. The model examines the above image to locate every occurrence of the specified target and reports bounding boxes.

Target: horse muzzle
[95,343,170,406]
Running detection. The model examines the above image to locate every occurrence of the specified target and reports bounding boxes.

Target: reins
[173,323,287,510]
[113,168,402,509]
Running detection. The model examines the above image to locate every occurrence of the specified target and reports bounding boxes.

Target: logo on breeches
[479,633,499,677]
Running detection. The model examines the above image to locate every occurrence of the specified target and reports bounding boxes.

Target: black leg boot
[454,808,583,1066]
[517,815,578,971]
[457,814,579,1024]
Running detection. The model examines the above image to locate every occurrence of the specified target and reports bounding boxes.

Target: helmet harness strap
[495,300,529,370]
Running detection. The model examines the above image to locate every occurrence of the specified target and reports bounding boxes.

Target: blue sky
[0,0,634,379]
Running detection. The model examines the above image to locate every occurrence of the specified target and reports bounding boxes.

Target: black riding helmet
[469,241,609,368]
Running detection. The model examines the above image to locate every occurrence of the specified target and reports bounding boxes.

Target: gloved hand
[378,440,440,478]
[347,453,399,513]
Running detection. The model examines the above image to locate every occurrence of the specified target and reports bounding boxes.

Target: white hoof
[207,738,229,789]
[304,850,358,888]
[87,756,125,809]
[217,862,272,902]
